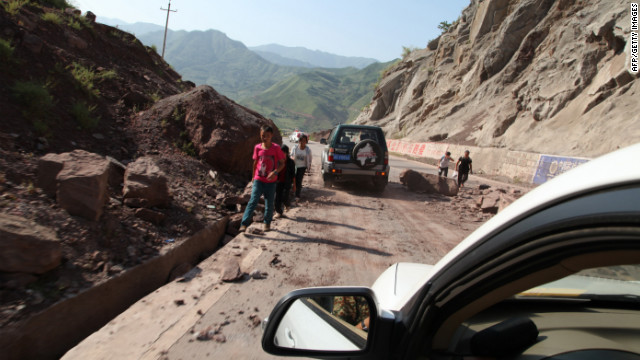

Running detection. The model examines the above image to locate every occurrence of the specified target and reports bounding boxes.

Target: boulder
[399,169,459,196]
[0,214,61,274]
[56,152,110,221]
[479,193,501,214]
[123,157,170,208]
[139,85,282,175]
[221,260,242,282]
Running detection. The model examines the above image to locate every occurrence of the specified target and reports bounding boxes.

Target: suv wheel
[352,139,383,169]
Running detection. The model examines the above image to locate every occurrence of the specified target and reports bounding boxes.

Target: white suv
[289,130,303,143]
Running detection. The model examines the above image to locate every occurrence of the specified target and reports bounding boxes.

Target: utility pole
[160,0,177,59]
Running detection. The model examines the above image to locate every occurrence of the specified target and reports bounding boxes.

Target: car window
[337,128,380,144]
[518,264,640,301]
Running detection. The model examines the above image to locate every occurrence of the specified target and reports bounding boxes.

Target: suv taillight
[328,147,334,162]
[384,151,388,165]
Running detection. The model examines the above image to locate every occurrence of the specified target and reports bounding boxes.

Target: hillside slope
[250,43,379,69]
[241,61,393,132]
[137,29,307,100]
[354,0,639,157]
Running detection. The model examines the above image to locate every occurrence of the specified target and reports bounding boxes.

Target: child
[274,144,296,219]
[438,151,454,177]
[290,134,312,198]
[239,125,285,232]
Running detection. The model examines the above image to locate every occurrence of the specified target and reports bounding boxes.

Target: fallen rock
[123,156,170,208]
[53,151,110,220]
[0,214,61,274]
[399,169,459,196]
[221,260,242,282]
[138,85,282,175]
[480,193,501,214]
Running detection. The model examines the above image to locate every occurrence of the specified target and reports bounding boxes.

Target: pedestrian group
[239,125,312,233]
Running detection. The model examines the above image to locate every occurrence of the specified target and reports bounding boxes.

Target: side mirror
[262,287,378,357]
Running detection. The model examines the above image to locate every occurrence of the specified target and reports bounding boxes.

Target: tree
[438,21,452,33]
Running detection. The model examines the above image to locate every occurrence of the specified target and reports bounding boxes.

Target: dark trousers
[275,182,291,214]
[294,167,306,197]
[438,167,448,177]
[458,171,469,186]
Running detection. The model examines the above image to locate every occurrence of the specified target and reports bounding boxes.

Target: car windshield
[518,265,640,302]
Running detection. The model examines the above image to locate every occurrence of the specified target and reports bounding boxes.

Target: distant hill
[240,61,395,132]
[250,44,378,69]
[96,17,165,36]
[137,29,307,100]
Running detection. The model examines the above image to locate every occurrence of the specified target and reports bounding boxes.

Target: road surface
[63,140,503,360]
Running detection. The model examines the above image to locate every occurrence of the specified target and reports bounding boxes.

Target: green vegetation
[438,21,452,33]
[240,61,394,132]
[150,44,158,53]
[41,11,63,24]
[38,0,72,9]
[402,46,419,59]
[0,38,14,62]
[68,62,117,96]
[149,92,161,102]
[70,101,98,129]
[2,0,28,15]
[176,131,196,157]
[11,80,55,133]
[137,29,309,100]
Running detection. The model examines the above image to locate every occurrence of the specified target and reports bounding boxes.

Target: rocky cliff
[355,0,639,157]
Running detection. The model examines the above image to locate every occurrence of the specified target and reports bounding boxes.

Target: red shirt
[253,143,285,183]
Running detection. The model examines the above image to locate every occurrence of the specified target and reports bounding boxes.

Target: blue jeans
[241,180,277,226]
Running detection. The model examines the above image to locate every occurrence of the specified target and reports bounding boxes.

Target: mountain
[252,50,316,68]
[240,61,394,132]
[96,17,165,36]
[137,29,307,100]
[354,0,639,158]
[250,44,378,69]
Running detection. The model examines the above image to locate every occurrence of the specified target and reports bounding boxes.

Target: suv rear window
[335,128,381,146]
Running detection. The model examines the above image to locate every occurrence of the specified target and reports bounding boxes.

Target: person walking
[290,134,312,198]
[239,125,285,232]
[455,150,473,187]
[274,144,296,219]
[438,151,454,177]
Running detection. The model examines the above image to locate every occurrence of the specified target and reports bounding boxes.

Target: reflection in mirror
[274,295,371,351]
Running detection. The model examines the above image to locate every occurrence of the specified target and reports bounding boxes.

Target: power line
[159,0,177,59]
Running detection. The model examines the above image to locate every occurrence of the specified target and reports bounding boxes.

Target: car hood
[371,262,435,311]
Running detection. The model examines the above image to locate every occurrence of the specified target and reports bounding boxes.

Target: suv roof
[333,124,383,130]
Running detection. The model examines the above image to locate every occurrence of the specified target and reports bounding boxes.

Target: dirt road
[64,141,498,360]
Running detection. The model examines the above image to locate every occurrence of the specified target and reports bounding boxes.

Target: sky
[70,0,470,62]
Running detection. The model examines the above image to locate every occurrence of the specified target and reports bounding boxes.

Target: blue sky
[71,0,470,62]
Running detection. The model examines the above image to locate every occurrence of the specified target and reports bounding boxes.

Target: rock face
[0,214,61,274]
[123,157,170,208]
[355,0,639,158]
[137,85,282,175]
[38,150,111,220]
[399,169,459,196]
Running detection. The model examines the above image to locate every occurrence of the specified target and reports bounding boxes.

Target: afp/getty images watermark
[631,3,639,73]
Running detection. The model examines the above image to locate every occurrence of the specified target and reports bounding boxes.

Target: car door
[397,183,640,359]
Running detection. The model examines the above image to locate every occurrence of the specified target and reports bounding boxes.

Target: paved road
[64,140,495,360]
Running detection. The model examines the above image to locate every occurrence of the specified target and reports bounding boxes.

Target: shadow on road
[269,230,392,257]
[295,217,365,231]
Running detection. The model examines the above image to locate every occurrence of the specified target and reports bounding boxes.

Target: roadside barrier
[386,140,590,185]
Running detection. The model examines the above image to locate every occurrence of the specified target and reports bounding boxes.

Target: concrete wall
[387,140,591,184]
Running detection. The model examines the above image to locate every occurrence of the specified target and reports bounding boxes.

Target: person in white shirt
[290,134,312,198]
[438,151,454,177]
